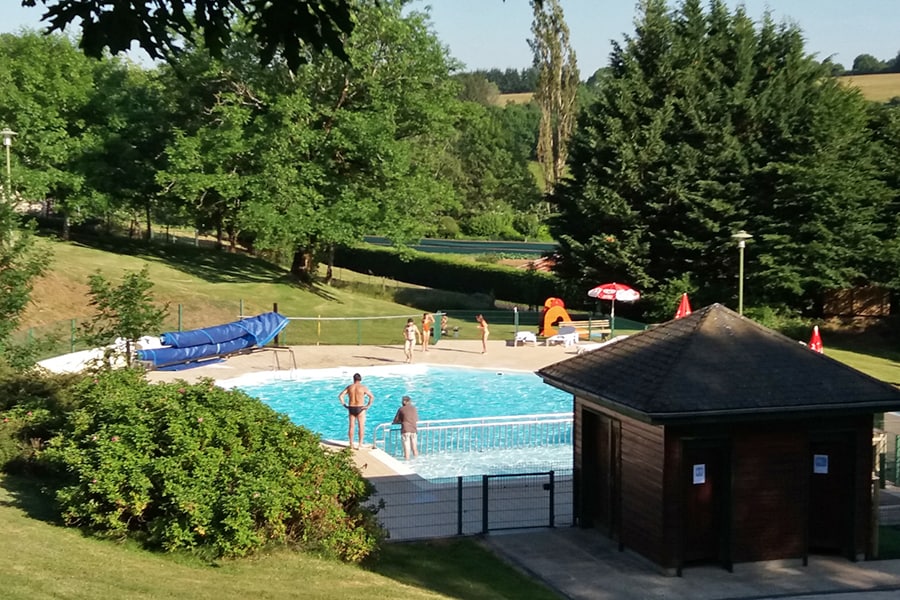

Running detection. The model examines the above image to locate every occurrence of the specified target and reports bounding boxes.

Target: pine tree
[549,0,890,317]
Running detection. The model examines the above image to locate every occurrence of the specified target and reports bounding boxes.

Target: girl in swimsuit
[421,312,434,352]
[476,314,489,354]
[403,318,421,363]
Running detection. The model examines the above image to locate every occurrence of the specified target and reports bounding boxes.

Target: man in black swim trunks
[338,373,374,450]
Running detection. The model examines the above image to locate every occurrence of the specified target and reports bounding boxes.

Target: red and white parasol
[587,282,640,329]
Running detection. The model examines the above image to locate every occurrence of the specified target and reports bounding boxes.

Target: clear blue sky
[1,1,897,76]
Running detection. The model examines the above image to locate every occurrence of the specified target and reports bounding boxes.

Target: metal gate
[372,469,573,541]
[482,471,558,532]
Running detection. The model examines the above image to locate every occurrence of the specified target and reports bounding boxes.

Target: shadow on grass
[59,234,290,285]
[366,538,559,600]
[0,472,62,525]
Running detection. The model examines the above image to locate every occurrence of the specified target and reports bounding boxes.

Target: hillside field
[495,73,900,106]
[837,73,900,102]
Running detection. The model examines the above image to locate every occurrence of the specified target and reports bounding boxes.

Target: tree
[454,73,501,106]
[80,266,169,366]
[0,205,49,366]
[0,32,101,239]
[851,53,887,74]
[529,0,579,190]
[236,0,460,280]
[549,0,891,317]
[22,0,354,72]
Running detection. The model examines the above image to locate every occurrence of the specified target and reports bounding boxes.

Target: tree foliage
[22,0,354,72]
[529,0,579,190]
[80,266,168,365]
[549,0,893,317]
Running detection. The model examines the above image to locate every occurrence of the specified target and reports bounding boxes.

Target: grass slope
[0,475,557,600]
[22,237,426,332]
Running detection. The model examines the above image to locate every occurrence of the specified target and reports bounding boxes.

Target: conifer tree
[550,0,890,316]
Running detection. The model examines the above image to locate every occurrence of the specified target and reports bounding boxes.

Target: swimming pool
[225,364,572,442]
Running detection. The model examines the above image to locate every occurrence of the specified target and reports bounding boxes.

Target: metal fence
[373,413,573,460]
[18,304,646,362]
[369,470,574,541]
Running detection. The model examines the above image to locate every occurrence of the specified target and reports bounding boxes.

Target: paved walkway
[482,525,900,600]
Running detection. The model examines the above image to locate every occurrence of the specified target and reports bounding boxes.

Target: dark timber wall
[576,396,875,570]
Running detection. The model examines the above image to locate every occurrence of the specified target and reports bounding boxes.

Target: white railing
[372,413,572,459]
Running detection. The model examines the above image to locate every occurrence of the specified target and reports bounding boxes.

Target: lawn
[0,474,559,600]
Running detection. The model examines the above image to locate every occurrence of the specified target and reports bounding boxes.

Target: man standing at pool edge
[392,395,419,460]
[338,373,373,450]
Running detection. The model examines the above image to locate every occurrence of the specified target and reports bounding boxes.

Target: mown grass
[0,475,557,600]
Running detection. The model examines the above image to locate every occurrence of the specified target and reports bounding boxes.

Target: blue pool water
[227,365,572,443]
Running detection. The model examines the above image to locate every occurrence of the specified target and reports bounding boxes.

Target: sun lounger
[514,331,538,346]
[546,326,578,347]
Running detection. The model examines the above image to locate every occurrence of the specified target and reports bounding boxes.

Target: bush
[0,366,80,473]
[41,369,380,561]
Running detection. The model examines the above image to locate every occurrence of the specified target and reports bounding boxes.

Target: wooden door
[808,437,854,555]
[581,410,621,537]
[682,441,730,565]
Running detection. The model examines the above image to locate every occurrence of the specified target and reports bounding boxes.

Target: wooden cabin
[538,303,900,575]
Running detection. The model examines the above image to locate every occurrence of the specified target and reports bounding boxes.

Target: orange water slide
[539,297,574,336]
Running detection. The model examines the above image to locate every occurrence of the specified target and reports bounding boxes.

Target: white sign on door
[693,464,706,484]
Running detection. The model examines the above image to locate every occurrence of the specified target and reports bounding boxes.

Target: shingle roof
[537,303,900,424]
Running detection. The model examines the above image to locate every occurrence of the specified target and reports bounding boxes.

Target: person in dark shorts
[392,395,419,460]
[338,373,373,449]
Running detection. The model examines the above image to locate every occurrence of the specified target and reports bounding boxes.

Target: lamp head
[0,128,16,147]
[731,230,752,248]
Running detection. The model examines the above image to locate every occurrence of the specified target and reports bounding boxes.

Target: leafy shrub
[0,367,80,473]
[42,369,380,561]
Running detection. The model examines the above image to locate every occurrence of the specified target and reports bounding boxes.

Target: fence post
[482,476,489,534]
[273,302,280,346]
[70,319,76,353]
[457,476,464,536]
[317,315,321,345]
[240,299,244,319]
[178,304,183,331]
[513,306,519,338]
[549,470,556,528]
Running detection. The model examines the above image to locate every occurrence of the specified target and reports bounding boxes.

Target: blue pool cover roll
[138,312,289,368]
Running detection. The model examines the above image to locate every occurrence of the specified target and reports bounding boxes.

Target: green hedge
[12,368,381,561]
[335,245,561,306]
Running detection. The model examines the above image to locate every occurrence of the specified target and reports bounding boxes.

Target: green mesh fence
[16,305,647,361]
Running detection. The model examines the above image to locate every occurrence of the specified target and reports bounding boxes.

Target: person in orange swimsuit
[421,312,435,352]
[476,314,489,354]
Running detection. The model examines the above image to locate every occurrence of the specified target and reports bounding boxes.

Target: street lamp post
[731,230,753,315]
[1,128,16,203]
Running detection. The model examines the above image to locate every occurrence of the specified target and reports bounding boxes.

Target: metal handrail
[372,413,573,459]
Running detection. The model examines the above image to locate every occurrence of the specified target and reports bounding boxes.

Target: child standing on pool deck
[402,318,421,363]
[476,314,489,354]
[421,312,434,352]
